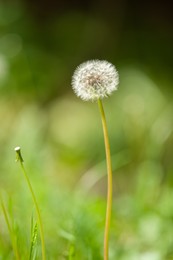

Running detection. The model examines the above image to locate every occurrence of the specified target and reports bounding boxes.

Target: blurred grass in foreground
[0,67,173,259]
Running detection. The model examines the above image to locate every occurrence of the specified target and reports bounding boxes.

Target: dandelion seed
[72,60,119,101]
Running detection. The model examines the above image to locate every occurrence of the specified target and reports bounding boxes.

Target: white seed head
[14,146,24,162]
[72,60,119,101]
[14,146,21,151]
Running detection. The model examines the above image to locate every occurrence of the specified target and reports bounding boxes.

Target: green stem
[98,99,113,260]
[1,198,20,260]
[19,161,46,260]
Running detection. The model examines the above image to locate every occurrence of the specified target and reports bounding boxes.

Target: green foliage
[29,217,38,260]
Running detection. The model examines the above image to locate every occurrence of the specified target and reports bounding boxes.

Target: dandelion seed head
[72,60,119,101]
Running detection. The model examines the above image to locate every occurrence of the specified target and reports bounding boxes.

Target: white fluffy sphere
[72,60,119,101]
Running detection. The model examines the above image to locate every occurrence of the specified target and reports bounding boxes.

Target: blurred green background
[0,0,173,259]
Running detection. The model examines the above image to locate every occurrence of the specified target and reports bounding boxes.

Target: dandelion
[72,60,119,101]
[72,60,119,260]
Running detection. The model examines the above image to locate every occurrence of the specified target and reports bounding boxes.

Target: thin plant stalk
[15,148,46,260]
[29,217,38,260]
[98,99,113,260]
[1,198,20,260]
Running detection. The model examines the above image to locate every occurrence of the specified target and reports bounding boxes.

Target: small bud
[14,146,24,162]
[72,60,119,101]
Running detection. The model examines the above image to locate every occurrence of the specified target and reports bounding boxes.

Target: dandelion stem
[1,198,20,260]
[15,148,46,260]
[98,99,113,260]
